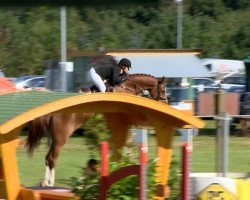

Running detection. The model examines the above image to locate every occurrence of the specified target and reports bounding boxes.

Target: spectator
[84,159,99,176]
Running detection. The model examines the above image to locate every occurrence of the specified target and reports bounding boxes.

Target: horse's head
[120,74,167,102]
[157,77,167,102]
[101,74,167,102]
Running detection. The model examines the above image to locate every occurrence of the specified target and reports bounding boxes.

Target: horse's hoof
[40,180,54,187]
[40,181,47,187]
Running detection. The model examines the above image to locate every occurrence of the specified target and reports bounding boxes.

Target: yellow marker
[198,183,236,200]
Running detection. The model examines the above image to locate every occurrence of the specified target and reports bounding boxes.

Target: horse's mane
[129,73,156,79]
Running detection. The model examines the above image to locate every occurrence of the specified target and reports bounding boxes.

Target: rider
[88,58,132,92]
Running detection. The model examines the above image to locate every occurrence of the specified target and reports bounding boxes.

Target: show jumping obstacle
[0,91,205,200]
[100,140,148,200]
[26,74,167,187]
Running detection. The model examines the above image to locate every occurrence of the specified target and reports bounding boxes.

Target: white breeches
[89,68,106,92]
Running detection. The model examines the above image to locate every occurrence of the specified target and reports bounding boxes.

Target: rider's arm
[119,73,128,81]
[111,68,127,85]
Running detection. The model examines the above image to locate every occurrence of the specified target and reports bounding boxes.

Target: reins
[124,79,153,99]
[113,84,135,93]
[108,75,167,101]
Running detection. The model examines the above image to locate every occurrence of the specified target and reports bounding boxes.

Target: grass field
[17,134,250,188]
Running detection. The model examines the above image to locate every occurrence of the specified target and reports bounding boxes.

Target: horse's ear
[159,76,166,83]
[163,76,166,82]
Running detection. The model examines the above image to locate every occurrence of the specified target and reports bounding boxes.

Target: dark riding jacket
[94,66,128,86]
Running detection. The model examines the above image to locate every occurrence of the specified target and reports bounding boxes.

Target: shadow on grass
[199,126,242,136]
[199,128,216,136]
[56,178,75,188]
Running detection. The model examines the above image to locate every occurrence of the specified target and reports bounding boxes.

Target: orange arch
[0,91,204,136]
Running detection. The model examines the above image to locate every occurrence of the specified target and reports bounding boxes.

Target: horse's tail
[26,114,52,154]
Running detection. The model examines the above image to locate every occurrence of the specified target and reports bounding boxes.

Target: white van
[201,58,245,76]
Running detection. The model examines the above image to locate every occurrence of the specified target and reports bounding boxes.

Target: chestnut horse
[26,74,167,186]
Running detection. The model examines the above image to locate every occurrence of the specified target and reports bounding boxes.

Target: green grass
[175,135,250,172]
[16,135,250,188]
[17,137,93,187]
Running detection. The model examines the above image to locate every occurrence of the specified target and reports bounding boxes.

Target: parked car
[31,79,46,90]
[192,78,219,92]
[220,75,246,93]
[13,75,46,89]
[0,70,5,77]
[12,75,34,84]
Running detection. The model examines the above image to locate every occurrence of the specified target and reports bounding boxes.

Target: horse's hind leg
[41,113,84,187]
[104,113,130,160]
[41,143,63,186]
[42,164,55,187]
[41,149,52,186]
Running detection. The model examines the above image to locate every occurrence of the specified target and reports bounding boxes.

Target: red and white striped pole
[100,142,109,200]
[140,142,148,200]
[181,143,191,200]
[134,129,148,200]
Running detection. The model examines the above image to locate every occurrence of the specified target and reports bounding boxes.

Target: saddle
[80,84,114,93]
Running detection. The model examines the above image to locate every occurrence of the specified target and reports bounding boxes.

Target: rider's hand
[119,73,128,81]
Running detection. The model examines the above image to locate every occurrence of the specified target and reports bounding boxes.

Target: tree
[0,2,250,76]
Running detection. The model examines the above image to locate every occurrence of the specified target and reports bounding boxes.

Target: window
[223,76,245,85]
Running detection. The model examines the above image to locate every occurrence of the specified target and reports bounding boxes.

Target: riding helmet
[118,58,132,69]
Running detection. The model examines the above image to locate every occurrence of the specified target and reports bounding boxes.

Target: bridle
[120,79,154,99]
[113,82,152,98]
[157,81,167,101]
[112,78,167,102]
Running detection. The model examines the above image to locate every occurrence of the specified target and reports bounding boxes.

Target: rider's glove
[120,73,128,82]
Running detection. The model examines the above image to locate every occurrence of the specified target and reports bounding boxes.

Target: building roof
[108,52,211,78]
[0,78,17,95]
[68,49,212,78]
